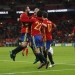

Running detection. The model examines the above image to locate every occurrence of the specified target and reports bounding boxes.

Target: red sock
[22,48,25,53]
[25,48,28,56]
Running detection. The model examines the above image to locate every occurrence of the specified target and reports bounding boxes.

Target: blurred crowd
[0,13,75,46]
[50,14,75,44]
[0,0,75,11]
[0,0,75,46]
[0,19,21,46]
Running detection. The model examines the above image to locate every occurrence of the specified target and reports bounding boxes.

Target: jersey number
[34,22,41,31]
[48,24,52,32]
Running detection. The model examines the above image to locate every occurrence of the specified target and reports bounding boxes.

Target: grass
[0,46,75,75]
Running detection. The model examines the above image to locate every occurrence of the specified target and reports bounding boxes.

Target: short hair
[37,10,43,17]
[35,7,40,10]
[42,11,48,18]
[34,6,40,10]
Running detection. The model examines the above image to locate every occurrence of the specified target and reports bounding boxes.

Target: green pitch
[0,46,75,75]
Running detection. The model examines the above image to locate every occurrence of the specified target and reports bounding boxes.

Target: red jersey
[30,14,36,19]
[31,17,43,36]
[19,12,31,33]
[41,25,46,42]
[19,12,29,22]
[20,26,29,33]
[72,26,75,33]
[43,18,55,40]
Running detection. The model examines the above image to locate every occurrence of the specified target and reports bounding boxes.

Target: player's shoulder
[30,14,36,18]
[43,19,48,23]
[47,20,52,23]
[20,13,26,17]
[22,13,27,16]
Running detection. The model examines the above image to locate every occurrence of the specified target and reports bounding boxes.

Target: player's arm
[19,18,30,23]
[71,33,74,36]
[29,17,36,23]
[19,13,30,22]
[51,21,56,28]
[53,24,56,28]
[68,28,75,36]
[68,32,74,36]
[42,23,47,27]
[20,15,35,24]
[42,20,47,27]
[41,25,46,40]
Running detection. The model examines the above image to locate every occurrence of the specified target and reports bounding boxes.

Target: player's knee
[35,48,40,54]
[21,42,27,47]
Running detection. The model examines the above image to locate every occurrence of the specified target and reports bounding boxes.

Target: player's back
[43,19,54,40]
[31,17,43,36]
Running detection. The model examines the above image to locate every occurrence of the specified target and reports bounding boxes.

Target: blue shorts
[32,35,42,49]
[20,33,31,42]
[46,40,52,50]
[41,41,44,47]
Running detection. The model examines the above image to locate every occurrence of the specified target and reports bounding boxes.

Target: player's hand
[17,18,19,21]
[25,23,28,26]
[68,34,71,36]
[42,23,47,27]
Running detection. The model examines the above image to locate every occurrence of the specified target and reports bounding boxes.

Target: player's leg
[46,40,55,68]
[10,41,27,61]
[32,51,39,64]
[21,33,29,56]
[20,33,26,56]
[41,42,47,59]
[36,48,49,69]
[22,48,25,56]
[33,35,49,69]
[49,47,54,55]
[30,36,39,64]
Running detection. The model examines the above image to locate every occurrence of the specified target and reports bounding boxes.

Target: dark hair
[23,6,28,12]
[42,11,48,18]
[37,10,43,17]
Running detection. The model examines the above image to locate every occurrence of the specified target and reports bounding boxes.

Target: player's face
[34,8,39,16]
[26,6,30,13]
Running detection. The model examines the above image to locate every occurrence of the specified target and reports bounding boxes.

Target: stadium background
[0,0,75,46]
